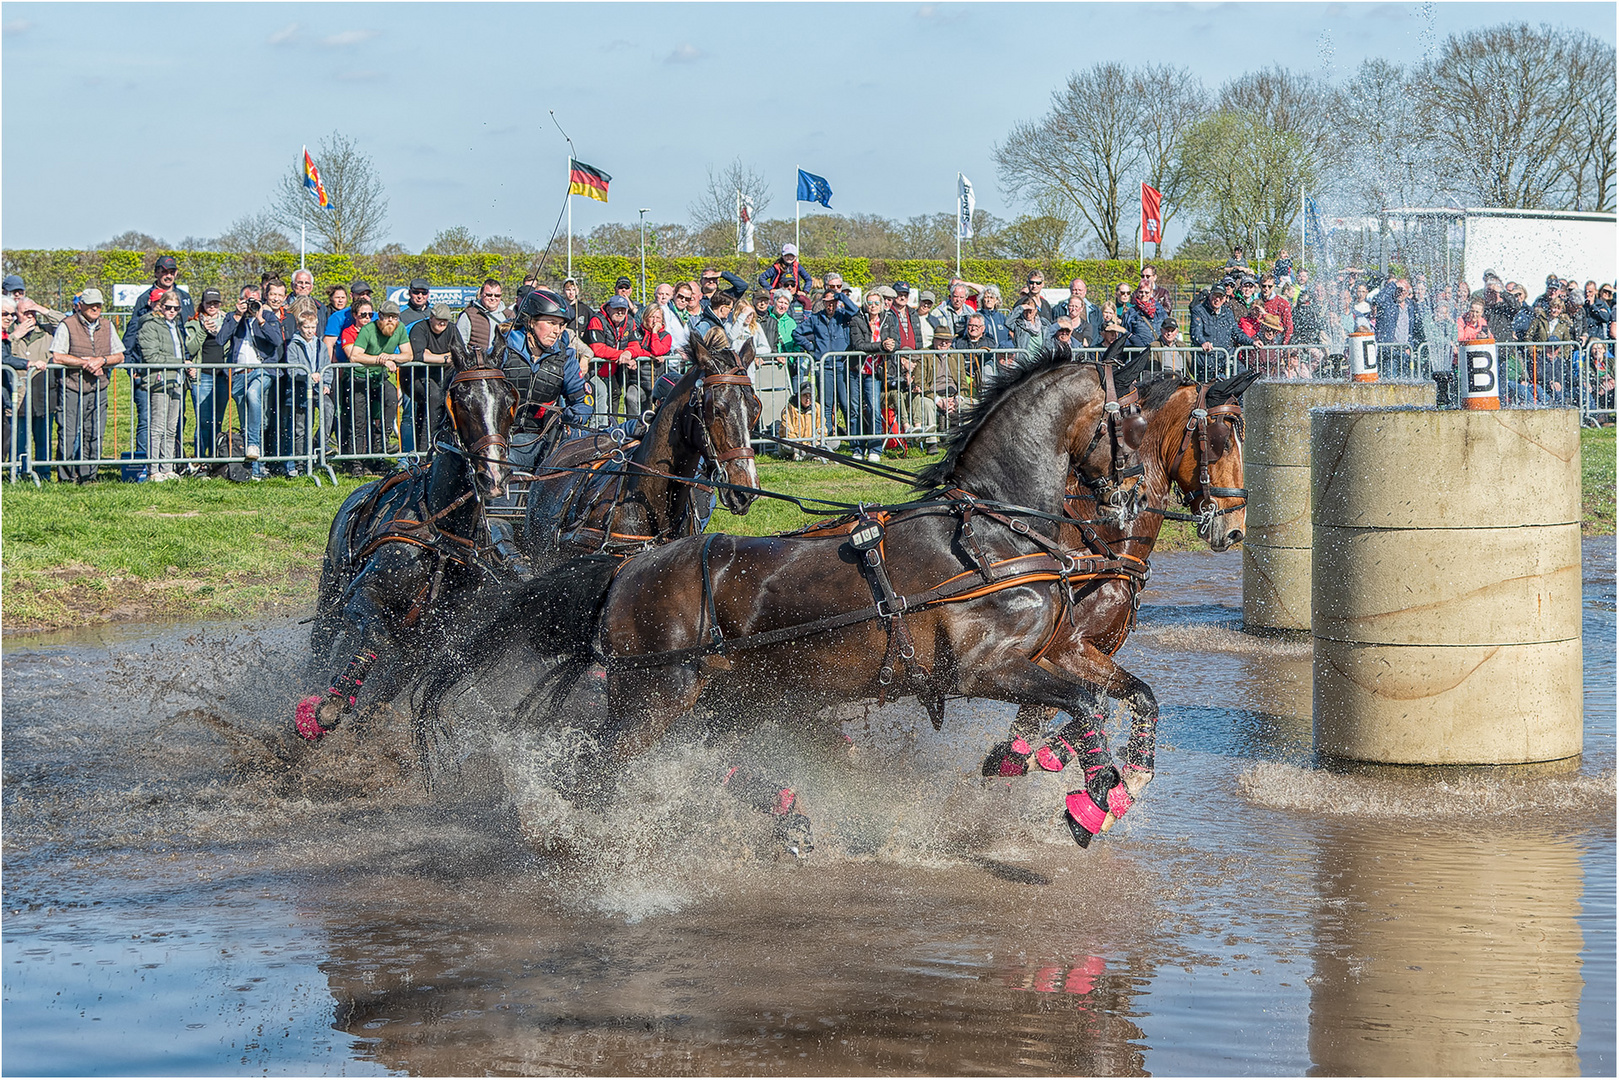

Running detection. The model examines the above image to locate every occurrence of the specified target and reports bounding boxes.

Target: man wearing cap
[3,275,65,331]
[793,282,861,439]
[1051,278,1103,347]
[610,275,640,321]
[404,303,465,452]
[758,243,812,295]
[122,255,194,471]
[400,278,432,327]
[585,294,640,425]
[1188,283,1247,380]
[51,288,124,482]
[916,290,941,348]
[502,288,593,468]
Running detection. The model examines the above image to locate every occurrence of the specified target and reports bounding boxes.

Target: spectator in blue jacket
[758,243,813,296]
[793,284,860,438]
[978,286,1014,349]
[1189,284,1249,378]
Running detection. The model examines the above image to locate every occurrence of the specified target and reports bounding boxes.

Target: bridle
[440,365,515,471]
[1075,360,1146,522]
[689,360,760,468]
[1162,382,1246,537]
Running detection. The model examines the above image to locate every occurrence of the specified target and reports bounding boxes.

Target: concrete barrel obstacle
[1242,381,1436,633]
[1310,407,1582,765]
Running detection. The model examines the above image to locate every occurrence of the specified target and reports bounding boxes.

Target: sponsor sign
[384,286,481,309]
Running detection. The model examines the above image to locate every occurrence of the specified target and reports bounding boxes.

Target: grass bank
[3,428,1611,633]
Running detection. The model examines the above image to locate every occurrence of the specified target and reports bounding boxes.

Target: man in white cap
[50,288,123,482]
[757,243,812,296]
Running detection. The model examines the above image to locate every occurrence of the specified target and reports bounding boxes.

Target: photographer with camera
[216,283,280,479]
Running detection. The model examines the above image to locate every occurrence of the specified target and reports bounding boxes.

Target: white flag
[739,193,755,254]
[957,173,975,239]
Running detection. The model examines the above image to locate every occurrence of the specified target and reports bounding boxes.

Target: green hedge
[2,249,1233,310]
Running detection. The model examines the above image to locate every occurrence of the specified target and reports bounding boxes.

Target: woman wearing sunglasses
[136,289,203,480]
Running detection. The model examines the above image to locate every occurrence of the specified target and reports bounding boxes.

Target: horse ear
[737,337,756,369]
[448,338,471,371]
[1207,369,1261,405]
[1100,333,1127,366]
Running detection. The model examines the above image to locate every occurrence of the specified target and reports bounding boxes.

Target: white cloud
[665,43,701,63]
[267,23,300,45]
[2,19,35,36]
[322,29,379,48]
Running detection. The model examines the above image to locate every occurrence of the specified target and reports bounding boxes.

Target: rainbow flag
[303,146,329,209]
[568,158,610,203]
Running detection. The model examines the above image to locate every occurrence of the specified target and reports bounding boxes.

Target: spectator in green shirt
[348,299,409,463]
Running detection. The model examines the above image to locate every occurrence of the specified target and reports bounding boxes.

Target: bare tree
[995,63,1144,258]
[269,131,390,254]
[1131,64,1209,256]
[214,212,294,254]
[1217,65,1338,164]
[424,226,480,255]
[1414,24,1582,209]
[687,158,773,234]
[96,230,167,251]
[1181,110,1319,256]
[981,215,1073,262]
[1334,58,1432,213]
[1564,43,1617,212]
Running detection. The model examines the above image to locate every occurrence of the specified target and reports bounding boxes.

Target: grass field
[2,427,1612,634]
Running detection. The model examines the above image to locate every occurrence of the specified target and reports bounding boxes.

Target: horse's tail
[414,553,620,731]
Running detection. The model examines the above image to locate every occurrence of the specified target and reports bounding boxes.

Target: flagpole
[1301,189,1307,271]
[955,173,961,279]
[567,164,573,282]
[795,165,801,254]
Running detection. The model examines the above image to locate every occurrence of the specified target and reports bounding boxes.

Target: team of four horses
[300,316,1253,853]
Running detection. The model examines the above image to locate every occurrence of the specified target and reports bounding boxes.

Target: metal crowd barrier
[1579,338,1615,426]
[320,359,459,475]
[1492,339,1594,412]
[5,361,320,484]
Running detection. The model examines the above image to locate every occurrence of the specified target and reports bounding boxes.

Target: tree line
[81,22,1614,265]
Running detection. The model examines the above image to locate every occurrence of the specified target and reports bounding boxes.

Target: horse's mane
[911,345,1075,491]
[1135,370,1195,411]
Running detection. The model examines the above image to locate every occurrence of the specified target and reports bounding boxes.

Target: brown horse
[300,342,519,740]
[428,344,1164,848]
[979,370,1255,837]
[522,328,762,574]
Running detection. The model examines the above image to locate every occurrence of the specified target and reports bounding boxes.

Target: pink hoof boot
[295,694,342,741]
[982,737,1034,778]
[1064,790,1110,848]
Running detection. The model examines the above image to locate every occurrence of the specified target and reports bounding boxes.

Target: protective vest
[463,304,495,355]
[501,329,571,428]
[61,313,115,389]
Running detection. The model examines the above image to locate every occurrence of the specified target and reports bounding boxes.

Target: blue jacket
[1189,297,1249,352]
[1585,298,1614,340]
[1373,294,1426,346]
[791,292,859,360]
[217,309,284,364]
[1110,305,1155,350]
[757,260,812,295]
[1051,297,1104,346]
[979,308,1013,349]
[504,327,592,426]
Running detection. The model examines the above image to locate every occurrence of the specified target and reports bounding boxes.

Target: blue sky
[2,2,1614,252]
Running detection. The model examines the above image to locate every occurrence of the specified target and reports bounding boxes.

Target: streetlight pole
[638,209,650,306]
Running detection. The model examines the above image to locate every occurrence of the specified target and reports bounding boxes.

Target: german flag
[568,158,610,203]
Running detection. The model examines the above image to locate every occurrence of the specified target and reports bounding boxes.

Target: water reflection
[1308,821,1584,1076]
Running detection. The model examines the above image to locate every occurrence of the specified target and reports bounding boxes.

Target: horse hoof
[1122,766,1154,798]
[772,811,814,859]
[295,695,329,741]
[982,737,1034,777]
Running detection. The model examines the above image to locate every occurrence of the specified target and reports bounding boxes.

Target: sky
[2,1,1614,253]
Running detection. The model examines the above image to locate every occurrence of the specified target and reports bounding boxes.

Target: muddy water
[4,541,1613,1076]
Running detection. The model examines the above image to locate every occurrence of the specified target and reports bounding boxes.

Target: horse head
[690,326,762,515]
[445,340,518,500]
[1158,368,1256,552]
[1068,338,1151,525]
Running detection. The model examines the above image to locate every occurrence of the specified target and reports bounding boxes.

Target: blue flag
[1305,196,1328,254]
[796,169,833,208]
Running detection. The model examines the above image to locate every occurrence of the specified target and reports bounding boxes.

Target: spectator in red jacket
[624,305,674,420]
[1258,274,1294,343]
[585,294,638,424]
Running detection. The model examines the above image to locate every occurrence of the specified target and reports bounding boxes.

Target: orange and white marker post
[1460,336,1500,410]
[1348,330,1378,382]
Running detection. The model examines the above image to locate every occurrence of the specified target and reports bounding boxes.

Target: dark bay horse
[522,328,762,573]
[300,343,519,740]
[981,370,1256,837]
[428,346,1161,847]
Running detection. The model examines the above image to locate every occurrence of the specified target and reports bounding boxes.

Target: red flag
[1141,183,1162,244]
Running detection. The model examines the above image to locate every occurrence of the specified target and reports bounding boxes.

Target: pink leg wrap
[773,788,796,815]
[295,695,328,741]
[1106,784,1134,818]
[1035,737,1076,773]
[1065,790,1109,836]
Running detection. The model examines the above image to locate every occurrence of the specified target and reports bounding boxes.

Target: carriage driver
[500,287,595,470]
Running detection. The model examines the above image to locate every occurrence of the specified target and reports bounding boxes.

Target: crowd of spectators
[4,243,1615,481]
